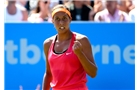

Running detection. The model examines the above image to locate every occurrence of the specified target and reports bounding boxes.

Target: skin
[96,1,125,21]
[117,0,135,14]
[39,0,50,18]
[105,1,126,21]
[42,10,97,90]
[7,0,28,21]
[105,1,117,16]
[89,0,104,21]
[28,0,51,22]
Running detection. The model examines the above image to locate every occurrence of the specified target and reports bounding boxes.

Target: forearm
[42,73,52,90]
[77,52,97,78]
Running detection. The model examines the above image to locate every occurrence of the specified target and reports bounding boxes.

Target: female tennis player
[42,4,97,90]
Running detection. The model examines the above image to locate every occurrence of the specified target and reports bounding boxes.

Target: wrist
[76,51,84,58]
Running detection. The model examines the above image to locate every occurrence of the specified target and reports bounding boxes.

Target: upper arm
[43,39,52,75]
[79,36,97,66]
[17,4,28,21]
[19,6,28,21]
[22,10,28,21]
[16,4,28,21]
[89,10,95,21]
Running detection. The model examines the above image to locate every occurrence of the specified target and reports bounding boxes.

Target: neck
[108,9,116,16]
[57,31,72,42]
[39,12,48,18]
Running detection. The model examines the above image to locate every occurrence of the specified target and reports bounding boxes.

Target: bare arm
[42,39,53,90]
[19,5,28,21]
[89,10,95,21]
[22,10,28,21]
[73,35,97,78]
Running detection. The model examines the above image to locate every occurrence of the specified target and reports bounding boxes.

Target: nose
[59,20,64,25]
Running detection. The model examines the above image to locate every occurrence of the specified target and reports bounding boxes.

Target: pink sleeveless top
[48,33,88,90]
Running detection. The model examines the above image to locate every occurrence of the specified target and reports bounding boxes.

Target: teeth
[60,27,64,29]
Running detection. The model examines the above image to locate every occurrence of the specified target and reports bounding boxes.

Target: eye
[55,17,60,21]
[62,17,68,21]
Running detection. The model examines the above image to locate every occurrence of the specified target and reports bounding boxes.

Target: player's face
[52,11,71,33]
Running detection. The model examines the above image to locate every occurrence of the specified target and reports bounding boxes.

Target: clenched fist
[72,41,83,55]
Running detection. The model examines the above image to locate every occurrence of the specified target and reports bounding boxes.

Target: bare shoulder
[16,4,28,19]
[74,32,89,42]
[16,3,27,11]
[43,35,55,47]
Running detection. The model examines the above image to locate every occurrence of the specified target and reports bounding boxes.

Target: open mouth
[59,26,65,30]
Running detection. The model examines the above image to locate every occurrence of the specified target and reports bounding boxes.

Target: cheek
[53,22,59,28]
[65,22,71,28]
